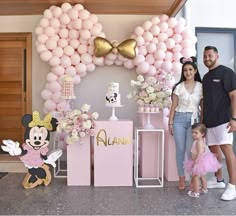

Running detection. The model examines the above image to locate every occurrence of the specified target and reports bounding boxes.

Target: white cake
[105,82,121,106]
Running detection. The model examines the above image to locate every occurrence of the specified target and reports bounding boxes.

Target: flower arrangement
[127,74,174,109]
[56,104,99,145]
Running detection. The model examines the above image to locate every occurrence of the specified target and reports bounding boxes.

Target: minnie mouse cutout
[1,111,62,189]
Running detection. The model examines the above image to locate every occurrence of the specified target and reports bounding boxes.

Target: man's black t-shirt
[202,65,236,128]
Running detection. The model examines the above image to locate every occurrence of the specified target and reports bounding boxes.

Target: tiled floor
[0,164,236,215]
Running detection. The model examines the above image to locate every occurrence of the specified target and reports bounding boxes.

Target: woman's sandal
[188,191,200,198]
[200,188,208,193]
[178,182,186,191]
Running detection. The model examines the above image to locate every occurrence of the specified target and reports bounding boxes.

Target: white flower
[146,86,155,94]
[137,75,145,82]
[80,131,86,137]
[81,113,88,120]
[92,112,99,119]
[83,120,92,129]
[81,104,91,112]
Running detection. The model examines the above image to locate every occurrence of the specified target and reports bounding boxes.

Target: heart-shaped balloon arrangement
[35,2,197,113]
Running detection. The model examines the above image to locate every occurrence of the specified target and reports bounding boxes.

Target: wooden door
[0,33,32,153]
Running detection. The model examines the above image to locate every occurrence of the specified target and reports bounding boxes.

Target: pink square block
[94,120,133,186]
[67,136,91,186]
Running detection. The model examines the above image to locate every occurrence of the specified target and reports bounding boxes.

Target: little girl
[184,123,222,198]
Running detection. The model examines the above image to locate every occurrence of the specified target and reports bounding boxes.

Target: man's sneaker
[221,183,236,201]
[207,178,226,189]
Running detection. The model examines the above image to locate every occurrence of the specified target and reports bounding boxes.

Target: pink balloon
[52,7,62,18]
[136,36,145,46]
[69,39,80,48]
[44,99,57,111]
[52,65,65,76]
[147,43,157,53]
[172,34,183,44]
[44,26,55,37]
[136,62,150,74]
[71,53,81,65]
[104,59,114,65]
[146,54,155,65]
[143,31,153,42]
[159,14,169,22]
[164,52,173,61]
[52,47,63,57]
[80,29,91,40]
[86,63,96,72]
[168,17,178,28]
[81,53,93,64]
[162,61,172,72]
[35,26,43,35]
[46,39,57,50]
[78,9,90,20]
[49,81,61,92]
[83,19,93,30]
[50,17,60,28]
[73,75,81,84]
[143,20,152,31]
[60,55,71,68]
[93,57,104,66]
[49,56,60,67]
[60,13,71,25]
[159,21,168,32]
[77,44,88,54]
[59,28,69,38]
[150,25,160,36]
[65,66,76,76]
[173,52,183,62]
[36,44,47,53]
[37,34,49,44]
[133,54,145,66]
[138,46,147,56]
[58,38,68,48]
[154,50,165,60]
[40,18,49,28]
[174,24,185,34]
[181,39,192,48]
[124,60,135,69]
[147,65,157,76]
[172,61,182,74]
[75,63,87,74]
[40,50,52,62]
[158,33,168,42]
[44,9,53,19]
[90,25,101,36]
[51,91,62,103]
[154,60,164,69]
[134,26,144,36]
[61,2,72,12]
[41,89,52,100]
[167,28,174,37]
[151,16,160,25]
[72,19,82,29]
[64,45,74,56]
[89,14,98,24]
[47,72,58,82]
[173,44,182,53]
[165,38,175,49]
[68,29,79,39]
[67,8,79,20]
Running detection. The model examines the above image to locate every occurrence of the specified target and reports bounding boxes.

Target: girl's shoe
[188,191,200,198]
[200,188,208,193]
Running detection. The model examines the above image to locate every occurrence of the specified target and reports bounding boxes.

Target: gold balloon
[94,37,137,59]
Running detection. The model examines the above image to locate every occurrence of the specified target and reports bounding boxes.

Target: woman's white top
[173,81,203,123]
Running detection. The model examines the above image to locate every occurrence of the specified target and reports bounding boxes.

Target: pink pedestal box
[138,112,178,181]
[67,136,91,186]
[93,120,133,186]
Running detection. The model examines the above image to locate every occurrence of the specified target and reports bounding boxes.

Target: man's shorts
[206,122,233,146]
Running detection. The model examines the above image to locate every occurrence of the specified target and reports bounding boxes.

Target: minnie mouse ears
[180,56,197,64]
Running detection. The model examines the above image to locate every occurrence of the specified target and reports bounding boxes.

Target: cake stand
[138,111,160,129]
[106,104,124,120]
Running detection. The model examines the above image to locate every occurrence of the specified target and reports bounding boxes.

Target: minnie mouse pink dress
[184,140,222,176]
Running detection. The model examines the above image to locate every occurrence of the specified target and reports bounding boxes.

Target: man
[202,46,236,201]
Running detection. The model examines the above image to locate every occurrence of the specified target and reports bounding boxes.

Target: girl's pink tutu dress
[184,140,222,176]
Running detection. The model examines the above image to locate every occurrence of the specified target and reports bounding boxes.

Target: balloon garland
[35,2,197,113]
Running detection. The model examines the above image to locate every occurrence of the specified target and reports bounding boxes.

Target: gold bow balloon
[28,111,53,131]
[94,37,137,59]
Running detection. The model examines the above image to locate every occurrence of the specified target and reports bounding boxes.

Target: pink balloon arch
[35,2,197,114]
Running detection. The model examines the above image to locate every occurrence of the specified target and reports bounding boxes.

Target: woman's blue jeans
[173,112,193,177]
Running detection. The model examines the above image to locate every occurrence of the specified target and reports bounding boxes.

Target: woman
[168,56,203,190]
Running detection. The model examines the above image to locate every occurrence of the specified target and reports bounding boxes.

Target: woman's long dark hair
[172,56,202,94]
